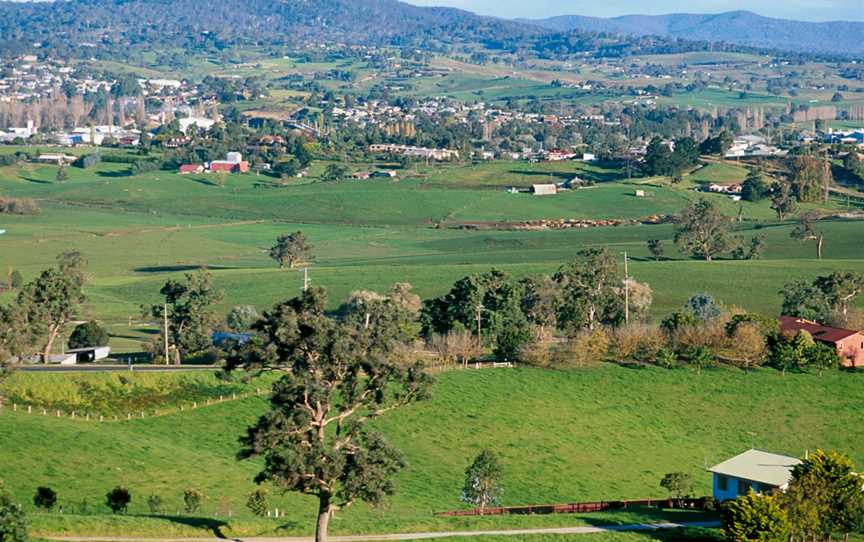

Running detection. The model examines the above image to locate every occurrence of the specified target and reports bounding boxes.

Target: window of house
[738,479,751,495]
[717,475,728,491]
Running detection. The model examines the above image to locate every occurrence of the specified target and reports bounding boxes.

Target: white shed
[531,184,558,196]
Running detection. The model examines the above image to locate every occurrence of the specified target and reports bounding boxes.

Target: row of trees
[722,450,864,542]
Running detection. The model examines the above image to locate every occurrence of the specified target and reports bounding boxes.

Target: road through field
[45,520,721,542]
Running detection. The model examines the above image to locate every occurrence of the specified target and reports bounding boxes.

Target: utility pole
[623,251,630,325]
[302,267,310,293]
[475,302,484,347]
[163,303,170,366]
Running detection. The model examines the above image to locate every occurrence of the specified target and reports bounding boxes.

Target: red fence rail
[436,497,711,517]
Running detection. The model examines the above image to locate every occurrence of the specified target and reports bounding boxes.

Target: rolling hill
[524,11,864,56]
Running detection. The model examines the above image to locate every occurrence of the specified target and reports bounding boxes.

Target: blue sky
[405,0,864,21]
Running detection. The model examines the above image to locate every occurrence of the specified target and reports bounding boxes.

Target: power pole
[302,267,310,293]
[475,303,484,347]
[623,251,630,325]
[163,303,170,366]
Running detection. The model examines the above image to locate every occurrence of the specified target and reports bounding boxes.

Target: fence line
[436,497,712,517]
[0,388,268,424]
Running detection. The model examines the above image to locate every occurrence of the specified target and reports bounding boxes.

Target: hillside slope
[525,11,864,55]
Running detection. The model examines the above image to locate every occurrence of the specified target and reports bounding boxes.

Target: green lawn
[1,365,862,537]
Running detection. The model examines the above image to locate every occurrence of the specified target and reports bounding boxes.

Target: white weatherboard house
[709,449,801,502]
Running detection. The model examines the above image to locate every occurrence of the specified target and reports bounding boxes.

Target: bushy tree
[105,487,131,514]
[647,239,664,261]
[781,272,863,323]
[674,199,732,261]
[269,232,314,270]
[769,182,797,221]
[791,212,825,260]
[742,169,770,202]
[146,495,163,514]
[32,487,56,511]
[685,293,722,322]
[0,484,28,542]
[183,489,203,514]
[493,322,532,363]
[149,269,223,362]
[229,288,432,542]
[783,450,864,542]
[226,305,259,332]
[246,489,268,518]
[554,248,624,331]
[461,450,503,514]
[68,321,109,350]
[722,492,789,542]
[659,472,692,505]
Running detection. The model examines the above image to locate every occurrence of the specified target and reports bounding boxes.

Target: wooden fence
[436,497,712,517]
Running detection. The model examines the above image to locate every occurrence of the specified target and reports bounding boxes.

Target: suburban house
[779,316,864,368]
[709,449,801,502]
[531,184,558,196]
[178,164,204,175]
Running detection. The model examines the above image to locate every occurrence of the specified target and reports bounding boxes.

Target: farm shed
[531,184,558,196]
[67,346,111,363]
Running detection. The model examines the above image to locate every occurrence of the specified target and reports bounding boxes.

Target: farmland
[1,154,862,351]
[1,365,862,537]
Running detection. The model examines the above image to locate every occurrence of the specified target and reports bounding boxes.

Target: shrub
[105,487,131,514]
[727,323,768,371]
[9,270,22,290]
[0,197,40,215]
[519,338,554,367]
[686,293,721,322]
[493,324,532,363]
[246,489,268,518]
[225,305,259,332]
[0,485,28,542]
[721,492,789,542]
[146,495,163,514]
[563,328,610,368]
[74,154,101,169]
[183,488,203,514]
[611,324,665,363]
[68,321,110,350]
[33,487,57,510]
[655,348,679,369]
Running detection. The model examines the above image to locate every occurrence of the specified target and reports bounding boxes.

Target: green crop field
[1,153,861,352]
[1,366,862,537]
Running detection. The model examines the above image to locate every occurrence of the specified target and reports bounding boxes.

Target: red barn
[779,316,864,368]
[208,161,249,174]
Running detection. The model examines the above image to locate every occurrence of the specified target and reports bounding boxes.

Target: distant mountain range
[522,10,864,55]
[0,1,859,58]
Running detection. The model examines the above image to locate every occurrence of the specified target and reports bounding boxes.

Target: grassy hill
[1,155,862,352]
[1,366,862,537]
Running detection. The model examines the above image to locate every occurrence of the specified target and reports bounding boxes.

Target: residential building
[531,184,558,196]
[709,449,801,502]
[779,316,864,368]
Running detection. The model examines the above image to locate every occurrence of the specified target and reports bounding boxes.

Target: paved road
[45,520,721,542]
[16,364,218,373]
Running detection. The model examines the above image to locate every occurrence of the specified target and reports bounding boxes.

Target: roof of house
[779,315,860,343]
[710,449,801,488]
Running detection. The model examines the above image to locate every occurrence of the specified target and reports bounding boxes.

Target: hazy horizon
[405,0,864,22]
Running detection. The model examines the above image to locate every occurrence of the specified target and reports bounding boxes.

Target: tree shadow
[96,170,134,178]
[136,515,230,539]
[508,169,623,183]
[133,264,241,273]
[189,177,221,187]
[22,176,52,185]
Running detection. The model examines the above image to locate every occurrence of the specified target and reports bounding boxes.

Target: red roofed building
[209,161,250,174]
[179,164,204,175]
[779,316,864,368]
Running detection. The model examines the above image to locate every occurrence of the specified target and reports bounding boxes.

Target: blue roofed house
[709,449,801,502]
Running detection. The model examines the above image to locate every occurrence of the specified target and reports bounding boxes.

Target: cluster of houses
[724,134,787,159]
[368,144,460,161]
[704,182,743,201]
[179,152,250,175]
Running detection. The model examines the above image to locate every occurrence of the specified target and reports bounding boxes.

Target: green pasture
[1,366,862,537]
[1,155,860,352]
